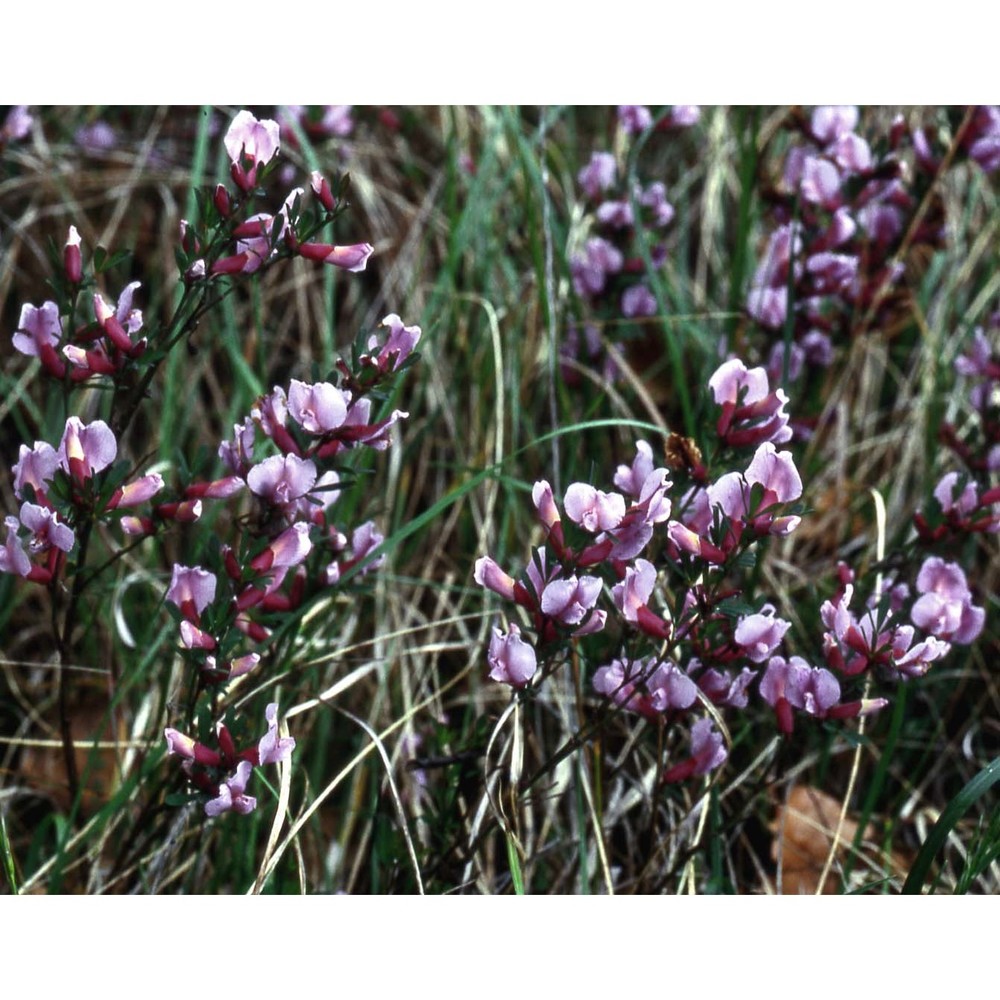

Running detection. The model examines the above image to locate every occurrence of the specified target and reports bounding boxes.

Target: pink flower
[225,110,280,191]
[107,473,165,509]
[205,760,257,817]
[539,574,603,627]
[734,604,791,662]
[709,358,770,406]
[811,106,859,145]
[258,703,296,766]
[247,454,318,507]
[166,565,217,617]
[531,480,562,533]
[487,623,537,688]
[288,380,350,434]
[364,314,421,372]
[621,284,657,318]
[614,441,656,497]
[294,241,374,272]
[911,557,985,644]
[164,727,221,766]
[0,516,31,577]
[13,301,61,353]
[617,105,653,134]
[12,442,58,500]
[57,417,117,482]
[744,442,803,504]
[760,655,841,734]
[612,559,656,622]
[577,152,617,199]
[19,502,75,554]
[662,718,728,783]
[474,556,518,601]
[564,483,626,532]
[250,522,313,572]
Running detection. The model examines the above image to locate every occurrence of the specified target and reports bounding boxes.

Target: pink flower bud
[64,226,82,284]
[295,240,374,272]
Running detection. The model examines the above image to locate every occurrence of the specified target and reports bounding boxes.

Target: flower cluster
[742,106,999,392]
[562,107,699,384]
[4,108,420,824]
[165,703,295,817]
[2,417,164,583]
[155,313,417,687]
[476,358,845,781]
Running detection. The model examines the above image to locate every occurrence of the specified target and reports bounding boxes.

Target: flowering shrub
[1,105,996,895]
[3,108,418,827]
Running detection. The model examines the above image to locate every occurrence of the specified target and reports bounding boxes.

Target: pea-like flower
[487,623,538,688]
[205,760,257,817]
[911,557,985,644]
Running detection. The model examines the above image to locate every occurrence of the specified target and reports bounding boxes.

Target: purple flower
[166,565,217,616]
[697,666,757,709]
[75,121,117,154]
[12,442,58,499]
[670,105,701,127]
[829,132,872,173]
[564,483,626,532]
[577,152,617,200]
[13,301,62,357]
[933,472,980,518]
[746,286,788,329]
[596,198,633,228]
[474,556,518,601]
[760,656,841,733]
[572,237,623,298]
[614,441,656,497]
[811,106,859,145]
[365,314,422,372]
[617,105,653,134]
[640,182,675,227]
[734,604,791,662]
[247,454,318,507]
[205,760,257,818]
[621,284,657,318]
[1,106,32,142]
[225,110,280,186]
[0,517,31,577]
[19,502,75,554]
[539,574,603,627]
[612,559,658,623]
[911,557,985,644]
[288,380,350,434]
[799,156,841,208]
[662,718,728,783]
[890,627,951,679]
[487,623,537,688]
[57,417,117,481]
[258,703,296,766]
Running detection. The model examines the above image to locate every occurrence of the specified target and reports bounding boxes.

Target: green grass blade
[505,831,525,895]
[902,757,1000,894]
[0,809,19,894]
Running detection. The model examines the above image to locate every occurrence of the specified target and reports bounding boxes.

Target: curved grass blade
[901,757,1000,894]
